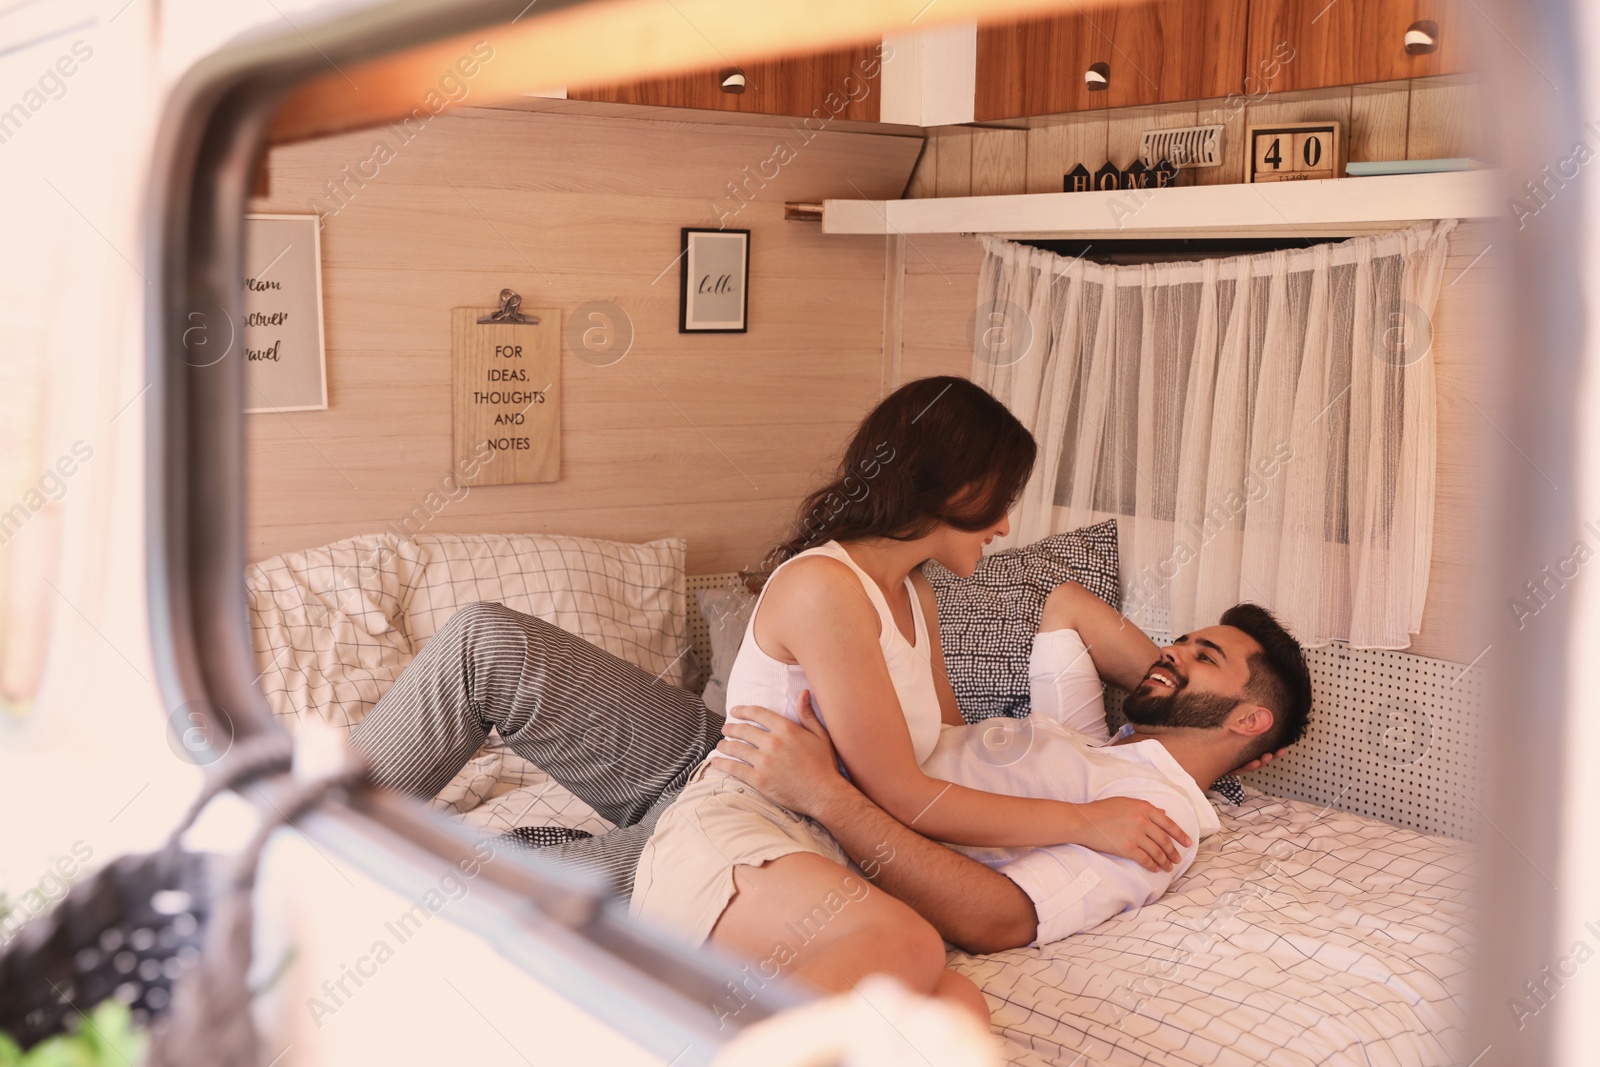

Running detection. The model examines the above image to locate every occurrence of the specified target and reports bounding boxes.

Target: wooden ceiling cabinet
[565,1,1475,126]
[974,0,1473,121]
[1245,0,1475,91]
[568,44,884,122]
[974,0,1249,119]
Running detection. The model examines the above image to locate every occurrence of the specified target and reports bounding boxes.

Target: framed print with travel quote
[242,214,329,413]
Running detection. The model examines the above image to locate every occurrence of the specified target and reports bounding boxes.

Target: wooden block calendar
[1247,121,1343,183]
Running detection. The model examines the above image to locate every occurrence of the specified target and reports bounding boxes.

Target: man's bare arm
[803,765,1038,955]
[1041,581,1160,693]
[715,700,1039,955]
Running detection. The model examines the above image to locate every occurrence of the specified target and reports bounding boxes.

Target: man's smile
[1142,663,1183,690]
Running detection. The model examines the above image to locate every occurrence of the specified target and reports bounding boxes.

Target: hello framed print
[679,228,749,333]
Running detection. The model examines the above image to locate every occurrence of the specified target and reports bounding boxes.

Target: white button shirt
[921,628,1223,946]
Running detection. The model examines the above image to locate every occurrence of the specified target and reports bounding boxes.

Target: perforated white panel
[1109,636,1487,841]
[1247,642,1486,840]
[685,571,743,694]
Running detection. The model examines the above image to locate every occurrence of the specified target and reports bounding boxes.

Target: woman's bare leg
[710,853,943,994]
[933,969,991,1026]
[709,853,989,1027]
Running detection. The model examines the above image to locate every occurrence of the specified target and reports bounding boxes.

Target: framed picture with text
[679,228,749,333]
[242,214,329,412]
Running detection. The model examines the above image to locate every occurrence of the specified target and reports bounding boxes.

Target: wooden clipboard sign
[452,293,561,485]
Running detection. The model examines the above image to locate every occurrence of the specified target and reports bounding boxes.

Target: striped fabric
[349,602,721,895]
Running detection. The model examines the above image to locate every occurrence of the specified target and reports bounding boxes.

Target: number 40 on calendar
[1247,121,1343,183]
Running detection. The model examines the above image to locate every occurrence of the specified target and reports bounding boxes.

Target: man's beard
[1122,682,1240,730]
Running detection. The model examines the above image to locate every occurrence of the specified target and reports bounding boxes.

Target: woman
[629,377,1188,1023]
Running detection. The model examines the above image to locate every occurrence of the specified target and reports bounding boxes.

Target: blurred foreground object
[712,974,1000,1067]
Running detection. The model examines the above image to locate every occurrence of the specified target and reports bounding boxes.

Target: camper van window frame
[141,2,808,1059]
[143,1,1586,1062]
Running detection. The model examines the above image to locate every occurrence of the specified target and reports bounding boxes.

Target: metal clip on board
[476,288,539,325]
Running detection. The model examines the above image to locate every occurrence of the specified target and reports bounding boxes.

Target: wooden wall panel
[1023,116,1108,193]
[246,108,920,574]
[932,127,974,197]
[1349,81,1411,163]
[970,129,1028,196]
[569,43,884,122]
[894,223,1499,665]
[925,73,1479,197]
[976,0,1249,119]
[898,236,985,386]
[1407,74,1484,159]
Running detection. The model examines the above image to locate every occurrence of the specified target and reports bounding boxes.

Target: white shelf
[821,170,1499,239]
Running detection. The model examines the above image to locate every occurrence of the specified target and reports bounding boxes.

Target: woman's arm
[756,558,1189,870]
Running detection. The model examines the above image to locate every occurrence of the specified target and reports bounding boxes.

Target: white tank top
[725,541,944,766]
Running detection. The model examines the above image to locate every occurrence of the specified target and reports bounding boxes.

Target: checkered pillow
[245,531,688,736]
[244,533,422,736]
[403,532,688,686]
[922,520,1121,723]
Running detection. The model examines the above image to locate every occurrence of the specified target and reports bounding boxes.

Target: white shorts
[629,759,854,947]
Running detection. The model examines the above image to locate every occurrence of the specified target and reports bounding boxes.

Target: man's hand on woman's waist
[715,692,854,820]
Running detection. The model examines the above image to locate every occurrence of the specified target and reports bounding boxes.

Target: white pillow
[696,586,757,717]
[245,532,420,736]
[245,531,689,736]
[403,532,689,687]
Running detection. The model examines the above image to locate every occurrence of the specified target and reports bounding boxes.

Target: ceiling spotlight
[719,67,746,94]
[1085,62,1110,91]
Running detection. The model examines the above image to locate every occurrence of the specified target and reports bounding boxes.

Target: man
[712,584,1312,953]
[349,582,1309,955]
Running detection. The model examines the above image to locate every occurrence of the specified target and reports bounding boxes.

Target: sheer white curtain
[973,220,1455,649]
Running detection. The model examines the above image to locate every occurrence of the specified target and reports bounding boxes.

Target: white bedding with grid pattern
[959,786,1472,1067]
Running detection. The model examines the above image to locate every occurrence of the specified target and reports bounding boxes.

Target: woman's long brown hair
[747,376,1037,587]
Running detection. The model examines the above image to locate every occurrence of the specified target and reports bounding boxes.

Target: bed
[245,530,1476,1067]
[952,786,1472,1066]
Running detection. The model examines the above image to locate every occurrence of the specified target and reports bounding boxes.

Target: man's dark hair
[1219,603,1312,759]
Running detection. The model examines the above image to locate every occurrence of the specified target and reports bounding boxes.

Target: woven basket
[0,734,336,1059]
